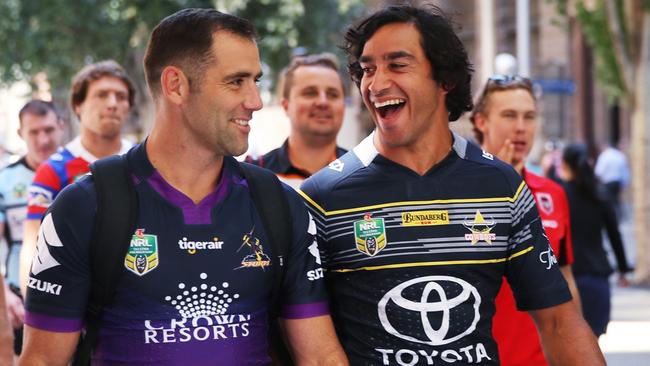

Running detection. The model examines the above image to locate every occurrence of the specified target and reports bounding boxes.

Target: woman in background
[559,143,632,337]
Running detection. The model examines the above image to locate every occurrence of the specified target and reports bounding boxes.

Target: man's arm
[559,265,582,314]
[282,315,348,366]
[19,219,40,296]
[18,326,79,366]
[0,277,15,365]
[530,301,605,366]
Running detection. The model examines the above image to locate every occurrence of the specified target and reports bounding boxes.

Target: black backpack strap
[239,162,293,365]
[239,162,291,315]
[72,154,138,366]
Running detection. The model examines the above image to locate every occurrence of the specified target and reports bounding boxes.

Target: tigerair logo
[178,237,224,254]
[462,211,496,244]
[401,210,449,226]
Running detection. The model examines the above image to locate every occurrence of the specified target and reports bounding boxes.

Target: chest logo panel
[535,192,554,215]
[354,213,387,256]
[236,227,271,269]
[125,229,159,276]
[462,211,496,244]
[401,210,449,226]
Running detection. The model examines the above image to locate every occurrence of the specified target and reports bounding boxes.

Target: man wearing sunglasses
[299,5,604,365]
[471,75,582,365]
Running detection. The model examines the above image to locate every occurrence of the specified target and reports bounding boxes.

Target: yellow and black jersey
[299,132,571,365]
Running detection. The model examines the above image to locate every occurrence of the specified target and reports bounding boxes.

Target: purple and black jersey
[25,142,328,365]
[299,133,571,365]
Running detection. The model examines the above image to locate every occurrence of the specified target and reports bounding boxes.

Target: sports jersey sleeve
[505,182,571,311]
[24,176,95,332]
[279,184,329,319]
[27,162,62,220]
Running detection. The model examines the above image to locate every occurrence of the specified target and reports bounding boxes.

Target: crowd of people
[0,4,633,365]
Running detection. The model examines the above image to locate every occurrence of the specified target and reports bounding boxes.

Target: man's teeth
[233,119,249,126]
[373,99,405,108]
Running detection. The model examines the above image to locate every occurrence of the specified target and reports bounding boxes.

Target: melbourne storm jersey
[299,133,571,366]
[26,137,131,220]
[25,143,328,365]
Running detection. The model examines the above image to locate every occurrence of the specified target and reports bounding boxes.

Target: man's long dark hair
[343,5,473,121]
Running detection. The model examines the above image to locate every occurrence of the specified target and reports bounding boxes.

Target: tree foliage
[0,0,213,90]
[0,0,366,104]
[234,0,366,84]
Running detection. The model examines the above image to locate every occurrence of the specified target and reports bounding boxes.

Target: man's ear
[281,98,289,114]
[473,112,490,135]
[161,66,191,105]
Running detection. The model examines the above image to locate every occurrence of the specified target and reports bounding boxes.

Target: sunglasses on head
[486,74,532,87]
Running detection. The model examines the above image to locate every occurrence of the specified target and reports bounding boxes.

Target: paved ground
[599,205,650,365]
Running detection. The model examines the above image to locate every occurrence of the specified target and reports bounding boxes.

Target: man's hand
[496,139,525,172]
[4,284,24,329]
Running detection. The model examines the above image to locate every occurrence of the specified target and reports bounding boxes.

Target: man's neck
[24,155,40,171]
[80,131,123,159]
[374,126,453,176]
[287,134,338,175]
[146,116,224,204]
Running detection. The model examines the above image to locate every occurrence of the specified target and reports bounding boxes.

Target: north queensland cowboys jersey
[299,132,571,366]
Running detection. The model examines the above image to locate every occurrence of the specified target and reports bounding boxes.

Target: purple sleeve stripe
[281,301,329,319]
[25,311,83,333]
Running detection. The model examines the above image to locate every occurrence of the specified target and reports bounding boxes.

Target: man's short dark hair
[18,99,59,127]
[343,5,473,121]
[281,53,343,99]
[70,60,136,117]
[144,8,258,97]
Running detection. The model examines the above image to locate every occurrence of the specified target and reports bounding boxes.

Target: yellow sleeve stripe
[330,246,534,273]
[297,189,327,214]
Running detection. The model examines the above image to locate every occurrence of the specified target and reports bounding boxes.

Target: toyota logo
[378,276,481,346]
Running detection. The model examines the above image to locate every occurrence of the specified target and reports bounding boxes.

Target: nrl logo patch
[354,213,387,256]
[125,228,159,276]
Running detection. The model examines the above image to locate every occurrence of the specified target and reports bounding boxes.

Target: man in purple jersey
[19,8,346,366]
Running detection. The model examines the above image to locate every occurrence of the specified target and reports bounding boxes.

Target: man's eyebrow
[224,71,264,80]
[385,51,415,61]
[359,55,374,64]
[359,51,415,64]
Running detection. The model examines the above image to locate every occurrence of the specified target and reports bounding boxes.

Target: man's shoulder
[452,136,524,192]
[524,170,565,195]
[301,150,365,194]
[245,147,284,172]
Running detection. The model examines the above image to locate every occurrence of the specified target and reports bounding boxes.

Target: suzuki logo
[378,276,481,346]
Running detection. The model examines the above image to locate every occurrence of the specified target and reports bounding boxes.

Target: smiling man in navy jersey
[19,8,346,366]
[299,5,604,366]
